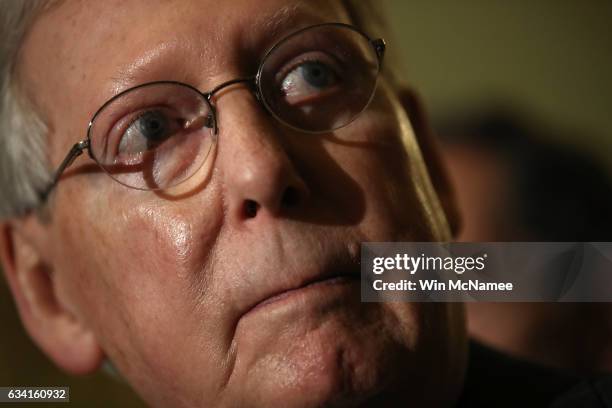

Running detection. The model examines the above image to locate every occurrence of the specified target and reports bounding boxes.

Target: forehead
[19,0,350,146]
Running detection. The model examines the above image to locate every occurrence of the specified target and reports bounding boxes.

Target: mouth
[243,272,360,318]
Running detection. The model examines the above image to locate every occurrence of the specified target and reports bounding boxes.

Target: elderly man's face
[5,0,465,406]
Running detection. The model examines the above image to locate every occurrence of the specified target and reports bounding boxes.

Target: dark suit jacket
[457,341,612,407]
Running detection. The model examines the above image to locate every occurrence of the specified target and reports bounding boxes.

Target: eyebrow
[253,2,348,54]
[261,3,305,43]
[107,2,339,94]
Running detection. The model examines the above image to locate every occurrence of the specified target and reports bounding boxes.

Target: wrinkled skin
[1,0,466,407]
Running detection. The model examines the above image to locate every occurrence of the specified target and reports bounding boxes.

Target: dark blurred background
[1,1,611,406]
[388,0,612,170]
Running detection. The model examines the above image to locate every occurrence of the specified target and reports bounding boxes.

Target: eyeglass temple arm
[39,139,89,202]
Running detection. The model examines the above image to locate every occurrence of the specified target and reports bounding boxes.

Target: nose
[213,86,309,223]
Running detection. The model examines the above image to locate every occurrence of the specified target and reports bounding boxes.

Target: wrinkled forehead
[18,0,351,152]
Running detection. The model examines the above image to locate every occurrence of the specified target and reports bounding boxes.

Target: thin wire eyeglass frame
[39,22,386,201]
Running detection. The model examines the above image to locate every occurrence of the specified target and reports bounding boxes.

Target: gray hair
[0,1,52,220]
[0,0,400,220]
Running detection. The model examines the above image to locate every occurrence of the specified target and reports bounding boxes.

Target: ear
[0,220,104,375]
[397,87,461,237]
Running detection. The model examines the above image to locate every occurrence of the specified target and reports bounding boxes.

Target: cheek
[117,203,196,273]
[83,194,218,309]
[325,94,433,240]
[49,186,227,400]
[55,196,198,281]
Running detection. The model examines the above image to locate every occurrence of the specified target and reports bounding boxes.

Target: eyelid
[274,51,342,85]
[105,105,173,157]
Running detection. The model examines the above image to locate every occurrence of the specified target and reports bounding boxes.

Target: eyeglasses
[41,22,385,198]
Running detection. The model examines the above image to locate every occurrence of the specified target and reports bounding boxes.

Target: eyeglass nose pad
[185,111,218,135]
[207,106,219,135]
[206,112,218,134]
[253,89,262,103]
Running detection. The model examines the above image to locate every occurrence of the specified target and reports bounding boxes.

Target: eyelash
[105,105,169,155]
[275,51,343,86]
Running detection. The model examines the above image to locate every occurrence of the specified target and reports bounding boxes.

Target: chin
[234,305,422,408]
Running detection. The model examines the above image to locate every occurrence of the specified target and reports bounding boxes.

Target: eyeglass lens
[88,83,216,190]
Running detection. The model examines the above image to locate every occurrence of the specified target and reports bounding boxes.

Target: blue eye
[137,111,170,142]
[298,61,336,88]
[280,59,340,106]
[119,110,179,155]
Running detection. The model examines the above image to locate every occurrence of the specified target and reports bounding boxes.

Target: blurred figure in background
[437,106,612,374]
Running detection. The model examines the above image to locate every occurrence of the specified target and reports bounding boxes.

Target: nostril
[244,200,260,218]
[242,186,301,219]
[282,186,300,208]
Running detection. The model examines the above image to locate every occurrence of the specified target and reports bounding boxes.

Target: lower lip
[246,276,360,316]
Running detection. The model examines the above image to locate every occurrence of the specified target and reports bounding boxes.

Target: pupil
[138,111,168,142]
[301,62,331,88]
